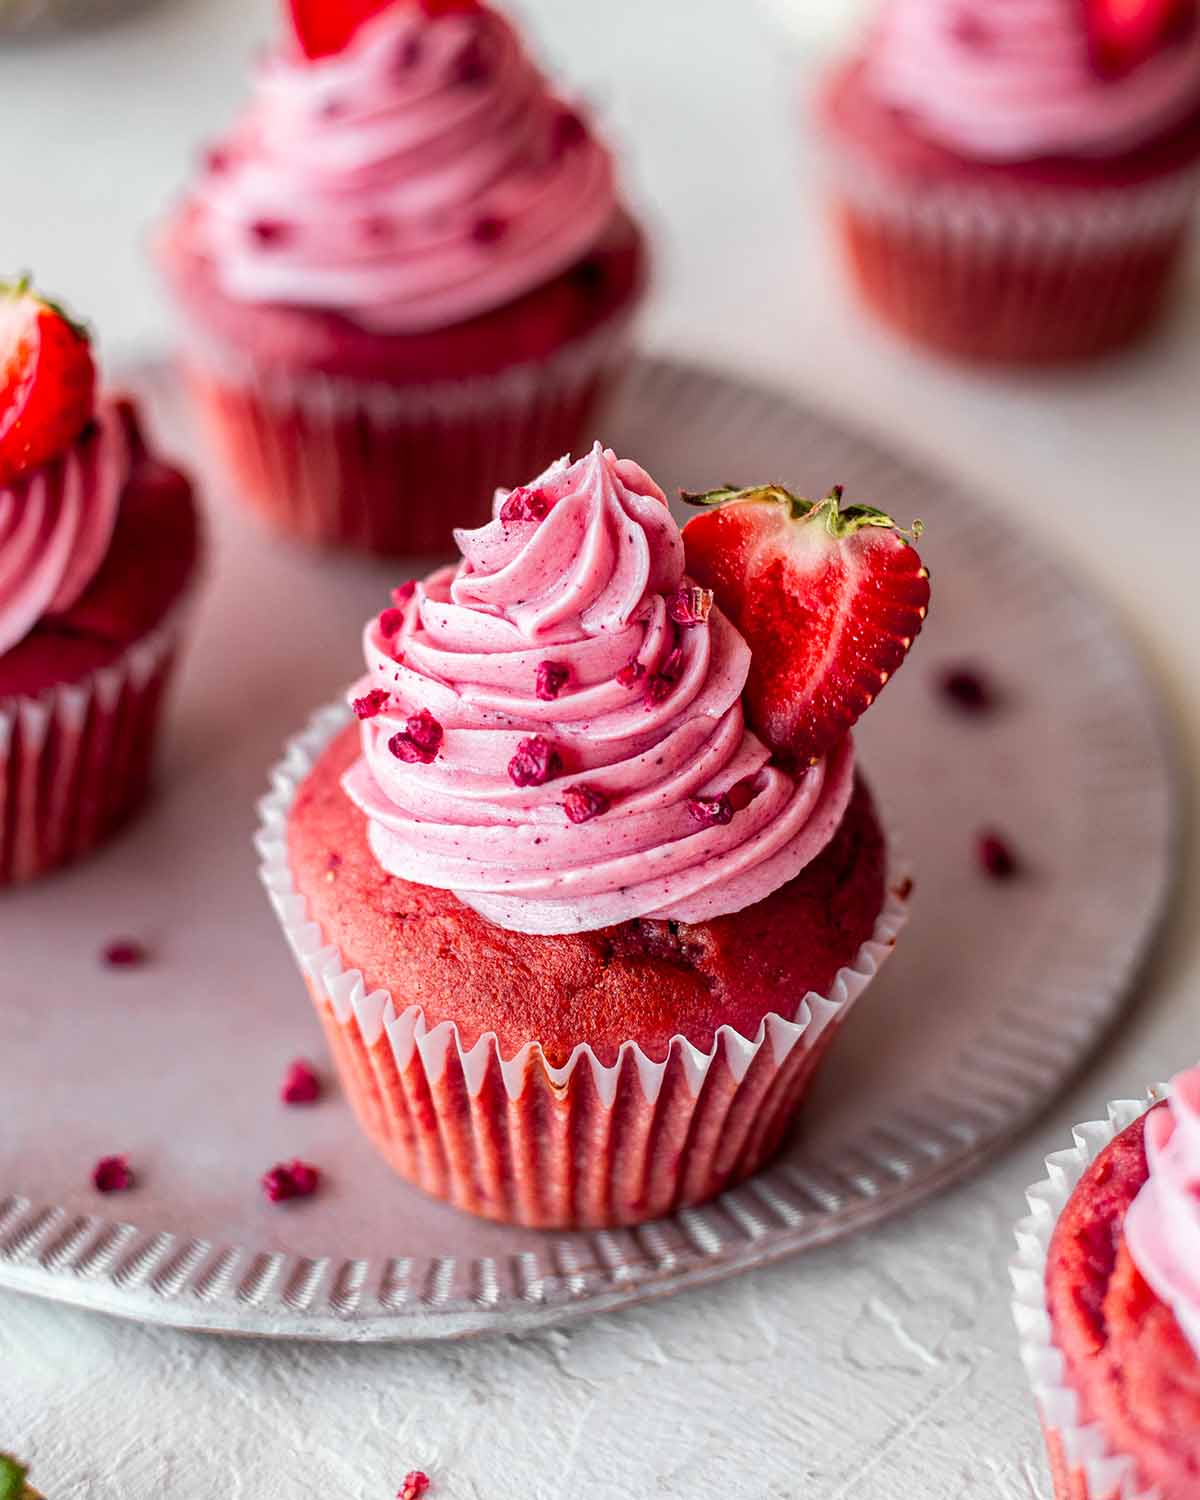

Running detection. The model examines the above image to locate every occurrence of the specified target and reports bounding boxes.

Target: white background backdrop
[3,0,1199,1495]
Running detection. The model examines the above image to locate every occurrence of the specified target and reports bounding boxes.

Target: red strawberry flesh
[0,279,95,486]
[1085,0,1197,76]
[682,484,929,762]
[287,0,397,60]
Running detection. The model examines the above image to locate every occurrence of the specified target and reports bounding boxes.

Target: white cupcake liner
[1011,1087,1168,1500]
[0,597,191,885]
[176,308,635,555]
[255,702,911,1228]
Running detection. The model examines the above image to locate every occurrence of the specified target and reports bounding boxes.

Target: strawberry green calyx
[0,1457,29,1500]
[682,483,923,544]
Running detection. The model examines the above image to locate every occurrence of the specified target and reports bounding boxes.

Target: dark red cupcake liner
[258,705,910,1230]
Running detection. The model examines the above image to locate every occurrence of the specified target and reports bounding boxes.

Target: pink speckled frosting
[341,444,856,936]
[1126,1068,1200,1359]
[0,400,128,658]
[867,0,1200,160]
[183,3,619,333]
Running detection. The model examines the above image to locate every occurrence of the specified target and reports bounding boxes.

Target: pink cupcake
[1014,1070,1200,1499]
[818,0,1200,363]
[0,280,200,885]
[157,0,647,556]
[258,446,927,1227]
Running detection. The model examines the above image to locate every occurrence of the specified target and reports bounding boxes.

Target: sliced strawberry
[286,0,480,59]
[0,278,95,487]
[1085,0,1198,77]
[682,484,930,762]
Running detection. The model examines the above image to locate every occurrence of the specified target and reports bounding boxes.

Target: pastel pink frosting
[186,3,619,333]
[1126,1068,1200,1359]
[867,0,1200,160]
[0,399,128,658]
[341,445,856,936]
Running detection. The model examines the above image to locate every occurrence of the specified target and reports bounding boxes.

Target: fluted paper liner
[0,601,190,886]
[178,309,635,555]
[257,704,911,1228]
[1012,1090,1169,1500]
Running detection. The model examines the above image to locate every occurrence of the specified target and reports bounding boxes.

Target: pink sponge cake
[818,0,1200,363]
[260,445,927,1227]
[157,0,648,556]
[0,280,200,885]
[1031,1071,1200,1498]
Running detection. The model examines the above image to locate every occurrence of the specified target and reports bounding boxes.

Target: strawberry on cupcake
[818,0,1200,363]
[0,278,200,885]
[260,444,927,1228]
[157,0,647,556]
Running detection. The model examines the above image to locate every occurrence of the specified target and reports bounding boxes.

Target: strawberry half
[682,484,930,762]
[1085,0,1198,77]
[286,0,480,59]
[0,278,95,488]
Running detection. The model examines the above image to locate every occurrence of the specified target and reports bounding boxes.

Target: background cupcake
[818,0,1200,363]
[0,279,200,885]
[1014,1070,1200,1500]
[259,446,926,1228]
[158,0,647,556]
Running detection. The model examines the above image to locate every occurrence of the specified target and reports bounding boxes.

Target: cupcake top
[343,445,929,936]
[0,280,131,658]
[1126,1067,1200,1358]
[180,0,621,333]
[864,0,1200,161]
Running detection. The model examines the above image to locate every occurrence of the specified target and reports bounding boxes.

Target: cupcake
[258,446,927,1228]
[157,0,647,556]
[0,279,200,885]
[1013,1070,1200,1499]
[818,0,1200,363]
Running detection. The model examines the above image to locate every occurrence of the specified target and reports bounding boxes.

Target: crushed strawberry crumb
[398,1473,431,1500]
[392,580,417,607]
[499,485,550,524]
[536,661,569,701]
[667,585,714,627]
[616,657,645,689]
[281,1060,321,1106]
[508,736,562,787]
[471,213,508,246]
[262,1160,320,1203]
[452,34,490,85]
[977,831,1020,880]
[250,219,289,246]
[102,939,148,968]
[687,794,735,828]
[389,709,444,764]
[939,666,995,714]
[93,1156,134,1193]
[378,607,406,638]
[353,689,391,720]
[563,784,609,823]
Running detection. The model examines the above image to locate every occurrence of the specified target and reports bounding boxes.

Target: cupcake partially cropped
[1014,1070,1200,1499]
[157,0,647,556]
[818,0,1200,363]
[0,279,200,885]
[258,445,927,1228]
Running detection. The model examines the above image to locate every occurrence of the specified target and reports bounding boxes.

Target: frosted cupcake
[819,0,1200,362]
[0,280,200,884]
[157,0,647,555]
[259,446,928,1227]
[1014,1069,1200,1499]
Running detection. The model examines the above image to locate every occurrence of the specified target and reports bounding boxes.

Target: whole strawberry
[0,277,95,487]
[682,484,930,763]
[1086,0,1197,77]
[287,0,482,60]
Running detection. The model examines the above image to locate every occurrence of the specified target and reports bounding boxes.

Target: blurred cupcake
[1014,1069,1200,1499]
[258,446,927,1228]
[818,0,1200,363]
[157,0,647,556]
[0,279,200,885]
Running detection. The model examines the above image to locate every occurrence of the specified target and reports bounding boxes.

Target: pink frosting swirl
[867,0,1200,160]
[0,400,128,658]
[1126,1068,1200,1359]
[190,4,619,333]
[341,445,855,936]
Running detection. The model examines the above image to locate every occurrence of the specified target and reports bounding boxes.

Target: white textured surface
[2,0,1200,1496]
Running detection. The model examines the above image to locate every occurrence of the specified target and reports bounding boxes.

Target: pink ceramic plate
[0,359,1173,1340]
